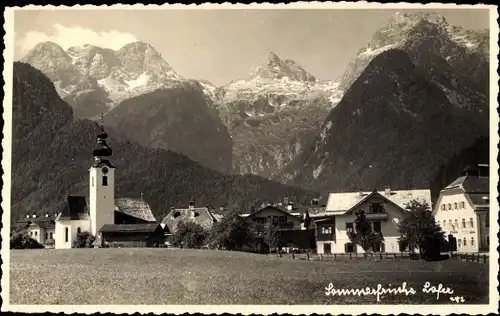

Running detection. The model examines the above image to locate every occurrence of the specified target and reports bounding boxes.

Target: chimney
[311,198,319,206]
[32,214,37,218]
[219,206,225,212]
[384,186,391,195]
[359,190,364,197]
[286,202,294,211]
[45,213,49,218]
[25,214,30,219]
[188,201,195,210]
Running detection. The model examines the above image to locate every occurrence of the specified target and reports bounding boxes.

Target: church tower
[89,119,115,236]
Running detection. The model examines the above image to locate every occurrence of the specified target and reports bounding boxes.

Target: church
[53,124,164,249]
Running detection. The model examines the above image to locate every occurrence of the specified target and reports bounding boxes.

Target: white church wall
[55,219,91,249]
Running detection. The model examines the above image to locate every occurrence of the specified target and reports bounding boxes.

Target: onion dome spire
[92,113,113,158]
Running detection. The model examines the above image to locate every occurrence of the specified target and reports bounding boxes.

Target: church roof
[115,198,157,222]
[99,223,161,233]
[161,207,217,232]
[56,196,90,221]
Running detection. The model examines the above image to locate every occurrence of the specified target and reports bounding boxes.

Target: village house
[160,201,222,237]
[315,187,432,254]
[17,122,162,249]
[241,202,315,250]
[432,164,490,253]
[15,213,56,246]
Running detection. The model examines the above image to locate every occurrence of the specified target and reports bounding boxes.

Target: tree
[398,199,445,259]
[10,230,44,249]
[263,224,281,254]
[73,231,96,248]
[208,211,255,251]
[347,210,384,252]
[172,221,208,249]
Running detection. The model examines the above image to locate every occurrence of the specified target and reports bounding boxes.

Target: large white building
[314,187,432,254]
[432,165,490,253]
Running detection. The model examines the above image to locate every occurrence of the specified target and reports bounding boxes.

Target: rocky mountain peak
[115,41,181,80]
[23,41,69,60]
[248,51,316,82]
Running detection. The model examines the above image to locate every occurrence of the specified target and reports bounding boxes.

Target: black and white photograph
[1,3,498,314]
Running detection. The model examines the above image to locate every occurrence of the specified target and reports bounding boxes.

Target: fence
[449,252,489,263]
[280,251,489,263]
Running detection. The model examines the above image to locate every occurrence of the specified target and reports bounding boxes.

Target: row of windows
[437,218,474,229]
[253,215,288,224]
[345,222,382,233]
[440,202,466,211]
[456,236,475,247]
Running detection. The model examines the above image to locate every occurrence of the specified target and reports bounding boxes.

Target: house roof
[438,175,490,210]
[161,207,217,232]
[56,196,90,221]
[307,206,331,217]
[99,223,160,233]
[115,198,157,222]
[17,213,57,225]
[247,205,302,219]
[29,219,55,229]
[443,176,489,193]
[325,189,432,215]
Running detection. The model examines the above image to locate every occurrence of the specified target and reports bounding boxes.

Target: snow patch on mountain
[359,44,397,57]
[125,72,150,90]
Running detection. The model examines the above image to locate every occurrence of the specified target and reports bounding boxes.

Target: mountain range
[278,12,489,193]
[279,48,488,193]
[15,11,490,210]
[11,62,318,223]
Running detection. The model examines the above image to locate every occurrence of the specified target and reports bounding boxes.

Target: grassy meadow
[10,248,489,305]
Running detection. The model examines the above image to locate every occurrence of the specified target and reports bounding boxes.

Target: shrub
[73,231,96,248]
[172,221,208,249]
[10,230,44,249]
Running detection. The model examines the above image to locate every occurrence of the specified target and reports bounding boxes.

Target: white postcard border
[2,2,499,314]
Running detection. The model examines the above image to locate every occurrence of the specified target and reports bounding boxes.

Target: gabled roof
[56,196,90,221]
[161,207,217,232]
[115,198,157,222]
[99,223,161,233]
[326,189,432,215]
[246,205,302,219]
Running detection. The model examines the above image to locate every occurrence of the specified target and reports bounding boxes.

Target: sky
[13,8,490,86]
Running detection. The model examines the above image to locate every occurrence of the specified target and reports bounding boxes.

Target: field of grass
[10,248,489,305]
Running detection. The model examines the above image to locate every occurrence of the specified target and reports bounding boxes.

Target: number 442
[450,296,465,303]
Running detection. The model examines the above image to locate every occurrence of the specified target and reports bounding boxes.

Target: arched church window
[65,227,69,243]
[102,176,108,186]
[77,227,81,234]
